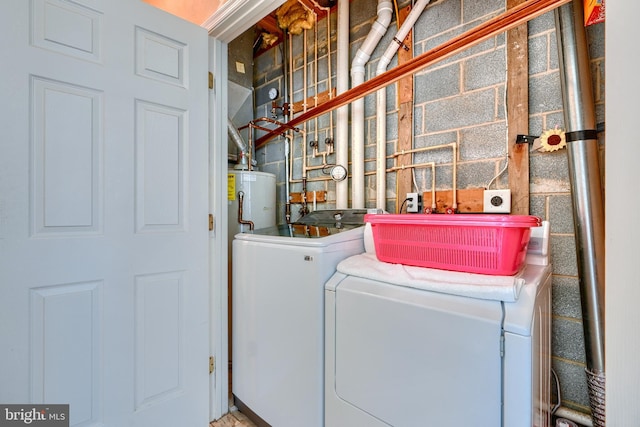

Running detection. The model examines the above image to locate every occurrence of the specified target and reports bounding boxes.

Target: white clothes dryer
[324,255,552,427]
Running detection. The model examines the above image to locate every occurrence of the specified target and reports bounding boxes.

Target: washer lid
[296,208,369,226]
[233,223,365,247]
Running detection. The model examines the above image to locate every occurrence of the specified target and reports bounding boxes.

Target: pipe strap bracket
[393,36,410,51]
[565,129,598,142]
[516,134,539,144]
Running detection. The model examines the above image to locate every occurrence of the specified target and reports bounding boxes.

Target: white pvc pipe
[335,0,349,209]
[375,0,431,209]
[351,0,393,208]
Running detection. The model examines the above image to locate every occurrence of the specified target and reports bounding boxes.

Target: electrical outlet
[483,189,511,213]
[406,192,420,213]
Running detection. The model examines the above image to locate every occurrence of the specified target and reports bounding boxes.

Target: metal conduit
[555,2,605,425]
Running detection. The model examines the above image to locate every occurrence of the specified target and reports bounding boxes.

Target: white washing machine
[325,241,552,426]
[232,209,370,427]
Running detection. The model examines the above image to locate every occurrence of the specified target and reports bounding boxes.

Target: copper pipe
[237,191,254,231]
[381,162,437,211]
[236,117,301,171]
[387,142,457,210]
[239,117,301,133]
[255,0,571,148]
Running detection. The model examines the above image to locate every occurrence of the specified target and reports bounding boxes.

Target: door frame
[205,0,287,420]
[204,0,286,44]
[208,36,230,421]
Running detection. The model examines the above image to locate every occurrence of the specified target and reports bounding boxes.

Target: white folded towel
[337,252,525,302]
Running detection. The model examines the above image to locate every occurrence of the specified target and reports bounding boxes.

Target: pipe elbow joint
[377,0,394,12]
[376,58,391,75]
[375,1,394,26]
[350,64,366,81]
[371,19,391,36]
[351,50,371,70]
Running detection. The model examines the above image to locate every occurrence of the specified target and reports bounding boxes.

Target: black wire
[399,198,410,214]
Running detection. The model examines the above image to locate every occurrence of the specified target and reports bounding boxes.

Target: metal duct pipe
[555,2,605,426]
[228,118,249,169]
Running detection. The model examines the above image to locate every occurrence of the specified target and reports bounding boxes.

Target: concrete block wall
[252,0,605,417]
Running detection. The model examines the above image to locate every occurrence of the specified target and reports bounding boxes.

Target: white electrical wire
[486,156,509,189]
[411,168,419,194]
[486,63,511,190]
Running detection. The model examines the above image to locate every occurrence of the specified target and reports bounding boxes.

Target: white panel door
[0,1,210,426]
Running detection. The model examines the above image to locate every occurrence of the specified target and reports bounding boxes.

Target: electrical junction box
[406,192,420,213]
[483,189,511,213]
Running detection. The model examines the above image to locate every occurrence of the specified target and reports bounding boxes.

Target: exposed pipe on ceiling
[555,2,605,426]
[350,0,394,209]
[375,0,431,210]
[308,0,334,135]
[335,0,350,208]
[265,0,572,140]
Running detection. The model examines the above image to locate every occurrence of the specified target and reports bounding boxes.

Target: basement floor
[210,410,257,427]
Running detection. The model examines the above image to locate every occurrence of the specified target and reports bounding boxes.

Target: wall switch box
[483,189,511,213]
[406,192,420,213]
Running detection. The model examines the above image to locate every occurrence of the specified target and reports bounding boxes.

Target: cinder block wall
[252,0,604,416]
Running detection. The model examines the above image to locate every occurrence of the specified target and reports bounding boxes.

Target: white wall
[605,1,640,425]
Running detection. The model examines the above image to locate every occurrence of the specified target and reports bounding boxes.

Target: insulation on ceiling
[276,0,315,35]
[260,32,279,49]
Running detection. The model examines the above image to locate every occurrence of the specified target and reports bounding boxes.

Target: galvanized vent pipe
[555,1,605,425]
[228,118,250,169]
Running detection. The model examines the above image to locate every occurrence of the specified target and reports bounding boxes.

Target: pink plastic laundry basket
[365,214,541,275]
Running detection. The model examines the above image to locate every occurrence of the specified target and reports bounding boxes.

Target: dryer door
[333,276,504,426]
